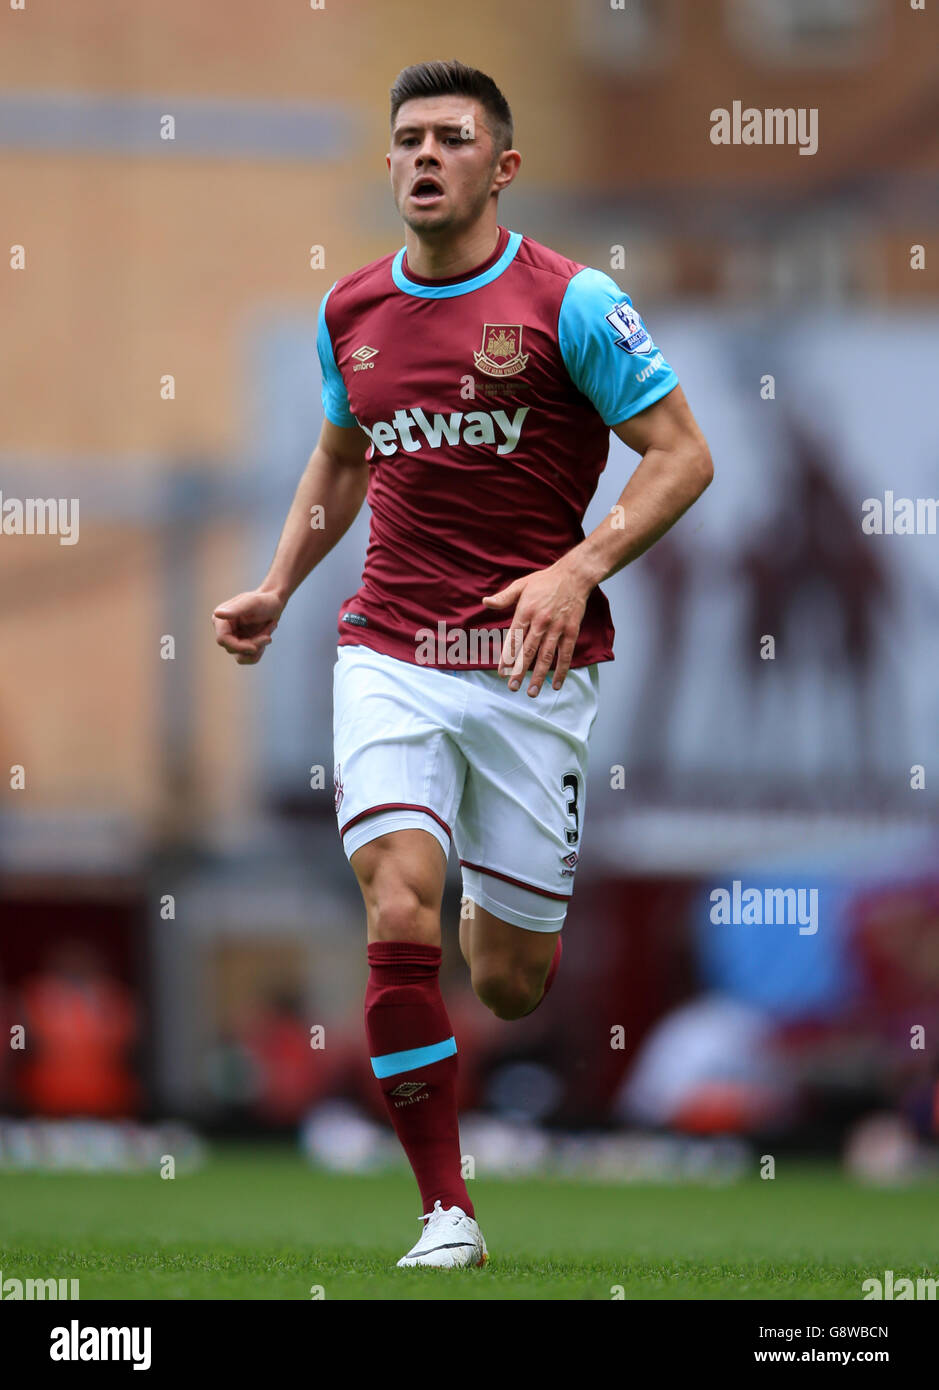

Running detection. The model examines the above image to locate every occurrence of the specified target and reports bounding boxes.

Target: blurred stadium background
[1,0,937,1191]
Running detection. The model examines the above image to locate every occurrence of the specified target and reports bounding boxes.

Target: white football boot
[396,1200,489,1269]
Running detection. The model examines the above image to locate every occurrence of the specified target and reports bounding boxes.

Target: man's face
[388,96,503,235]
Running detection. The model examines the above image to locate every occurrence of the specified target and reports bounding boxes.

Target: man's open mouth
[410,178,444,204]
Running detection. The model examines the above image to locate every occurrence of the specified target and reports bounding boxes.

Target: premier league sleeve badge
[605,300,654,355]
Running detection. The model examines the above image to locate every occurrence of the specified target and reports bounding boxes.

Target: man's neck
[403,219,501,280]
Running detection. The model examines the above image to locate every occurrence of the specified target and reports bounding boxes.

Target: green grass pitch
[1,1146,936,1300]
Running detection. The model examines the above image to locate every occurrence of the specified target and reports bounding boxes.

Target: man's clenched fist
[212,589,285,666]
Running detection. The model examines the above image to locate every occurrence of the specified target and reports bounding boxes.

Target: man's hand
[482,555,592,697]
[212,589,285,666]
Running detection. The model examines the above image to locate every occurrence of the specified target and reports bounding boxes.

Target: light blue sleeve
[558,268,678,427]
[316,285,356,427]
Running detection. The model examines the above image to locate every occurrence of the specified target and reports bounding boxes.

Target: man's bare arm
[212,418,369,665]
[571,383,713,586]
[482,384,712,696]
[259,417,370,603]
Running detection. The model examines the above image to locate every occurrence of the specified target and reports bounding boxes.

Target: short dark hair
[390,60,514,157]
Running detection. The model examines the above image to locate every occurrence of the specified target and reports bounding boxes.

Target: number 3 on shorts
[561,772,580,846]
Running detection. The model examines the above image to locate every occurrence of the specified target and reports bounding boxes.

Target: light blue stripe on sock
[370,1035,457,1079]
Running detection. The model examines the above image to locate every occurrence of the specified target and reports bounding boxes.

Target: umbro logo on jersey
[351,345,379,372]
[361,406,529,458]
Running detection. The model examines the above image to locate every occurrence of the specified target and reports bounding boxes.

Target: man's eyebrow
[392,122,474,139]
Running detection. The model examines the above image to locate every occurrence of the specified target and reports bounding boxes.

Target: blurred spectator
[0,967,10,1108]
[17,941,139,1117]
[240,990,326,1128]
[614,993,794,1135]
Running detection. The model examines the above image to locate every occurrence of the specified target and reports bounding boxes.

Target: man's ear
[493,150,521,192]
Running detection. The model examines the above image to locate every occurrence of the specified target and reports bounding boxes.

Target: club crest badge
[474,323,529,377]
[606,300,654,355]
[333,762,344,814]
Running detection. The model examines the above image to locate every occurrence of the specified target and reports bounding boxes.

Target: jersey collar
[391,230,523,299]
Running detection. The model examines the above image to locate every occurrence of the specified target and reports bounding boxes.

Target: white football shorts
[332,644,600,932]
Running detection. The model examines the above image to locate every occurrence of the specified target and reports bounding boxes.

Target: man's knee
[370,886,438,943]
[352,831,444,944]
[472,962,544,1020]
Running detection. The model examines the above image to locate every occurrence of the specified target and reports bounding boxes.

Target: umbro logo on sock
[390,1081,428,1107]
[390,1081,426,1098]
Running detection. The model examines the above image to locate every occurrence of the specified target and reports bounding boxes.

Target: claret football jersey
[316,224,678,669]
